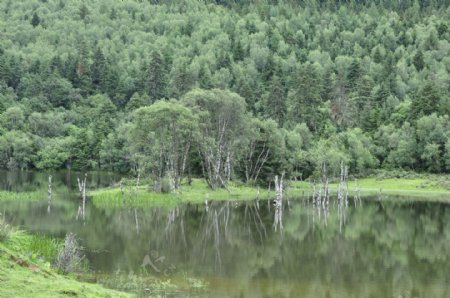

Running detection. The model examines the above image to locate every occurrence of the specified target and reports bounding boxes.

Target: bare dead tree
[76,173,87,221]
[47,175,52,214]
[135,169,141,194]
[273,174,284,232]
[134,208,139,234]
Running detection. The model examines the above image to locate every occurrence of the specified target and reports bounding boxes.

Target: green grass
[0,232,133,298]
[91,179,277,208]
[91,176,450,207]
[290,176,450,202]
[28,234,63,263]
[0,190,45,201]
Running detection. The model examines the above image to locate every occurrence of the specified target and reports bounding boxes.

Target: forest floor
[0,231,133,298]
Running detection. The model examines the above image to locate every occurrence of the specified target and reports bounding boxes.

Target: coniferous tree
[31,12,40,27]
[413,50,425,71]
[146,50,167,101]
[287,63,322,131]
[264,75,286,126]
[346,59,362,91]
[91,48,106,89]
[411,81,442,119]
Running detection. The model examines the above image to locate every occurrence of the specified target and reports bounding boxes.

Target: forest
[0,0,449,187]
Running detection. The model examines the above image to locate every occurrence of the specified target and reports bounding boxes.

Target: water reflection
[0,173,449,297]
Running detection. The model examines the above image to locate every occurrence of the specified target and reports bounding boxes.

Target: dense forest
[0,0,449,187]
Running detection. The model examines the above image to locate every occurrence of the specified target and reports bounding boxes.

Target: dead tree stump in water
[273,174,284,231]
[47,175,52,214]
[76,173,87,221]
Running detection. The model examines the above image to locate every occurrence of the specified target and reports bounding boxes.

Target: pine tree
[373,46,383,63]
[74,42,92,95]
[0,55,10,84]
[198,65,213,89]
[101,62,119,103]
[147,50,167,101]
[413,50,424,71]
[411,81,441,119]
[262,54,275,82]
[346,59,362,91]
[233,39,245,62]
[287,63,322,131]
[91,48,106,89]
[31,12,40,27]
[79,4,89,21]
[264,75,286,126]
[50,55,62,74]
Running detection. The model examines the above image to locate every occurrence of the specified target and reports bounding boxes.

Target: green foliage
[28,234,62,264]
[35,138,71,170]
[30,12,40,28]
[413,50,424,71]
[0,0,447,178]
[130,100,198,189]
[0,232,131,297]
[411,81,443,119]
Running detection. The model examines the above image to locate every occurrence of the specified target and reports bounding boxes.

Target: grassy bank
[90,175,450,207]
[289,174,450,202]
[0,228,132,298]
[90,179,277,208]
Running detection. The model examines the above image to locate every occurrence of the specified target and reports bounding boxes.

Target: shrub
[0,215,12,241]
[55,233,84,273]
[160,176,174,193]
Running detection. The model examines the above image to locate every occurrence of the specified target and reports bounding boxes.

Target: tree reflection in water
[1,189,449,297]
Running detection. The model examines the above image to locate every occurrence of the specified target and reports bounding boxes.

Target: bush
[160,176,174,193]
[55,233,84,273]
[0,215,12,241]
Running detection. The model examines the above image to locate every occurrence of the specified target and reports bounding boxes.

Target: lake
[0,170,449,297]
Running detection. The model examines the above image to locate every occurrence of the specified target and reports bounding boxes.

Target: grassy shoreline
[89,176,450,207]
[0,190,45,201]
[0,176,449,206]
[0,231,132,298]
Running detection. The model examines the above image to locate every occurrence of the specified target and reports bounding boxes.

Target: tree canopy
[0,0,448,186]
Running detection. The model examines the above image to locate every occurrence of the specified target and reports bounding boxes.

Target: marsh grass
[290,176,450,202]
[91,178,281,208]
[92,175,450,208]
[2,230,62,266]
[0,190,45,201]
[29,234,62,263]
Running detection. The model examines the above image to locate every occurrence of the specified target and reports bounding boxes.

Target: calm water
[1,171,449,297]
